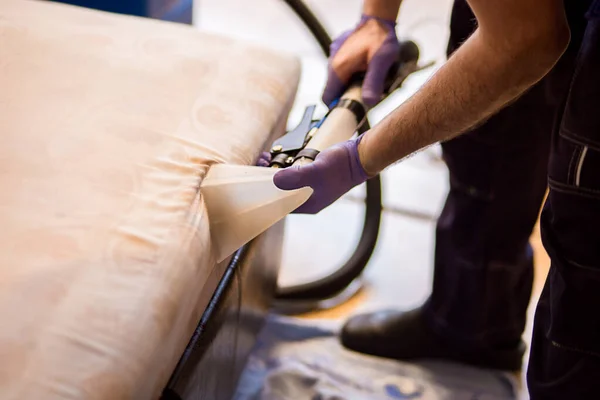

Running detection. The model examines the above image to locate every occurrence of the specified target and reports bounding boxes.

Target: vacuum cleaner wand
[269,41,421,170]
[271,41,425,311]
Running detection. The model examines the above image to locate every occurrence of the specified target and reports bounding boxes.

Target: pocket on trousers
[549,15,600,199]
[548,135,600,199]
[558,15,600,149]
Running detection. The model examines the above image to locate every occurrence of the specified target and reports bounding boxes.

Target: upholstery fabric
[0,1,300,399]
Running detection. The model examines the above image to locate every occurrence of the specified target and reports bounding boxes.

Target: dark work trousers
[421,0,600,397]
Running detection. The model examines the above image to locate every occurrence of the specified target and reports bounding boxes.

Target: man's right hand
[273,135,371,214]
[323,15,401,108]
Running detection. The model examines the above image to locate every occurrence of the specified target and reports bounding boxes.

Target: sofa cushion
[0,1,300,398]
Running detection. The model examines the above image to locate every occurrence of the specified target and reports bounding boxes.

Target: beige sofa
[0,1,300,398]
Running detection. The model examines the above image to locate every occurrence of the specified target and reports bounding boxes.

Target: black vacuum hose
[280,0,331,56]
[273,0,383,304]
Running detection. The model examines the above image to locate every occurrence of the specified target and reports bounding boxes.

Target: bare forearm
[359,22,568,175]
[363,0,402,20]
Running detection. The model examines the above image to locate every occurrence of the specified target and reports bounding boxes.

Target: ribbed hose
[274,0,382,304]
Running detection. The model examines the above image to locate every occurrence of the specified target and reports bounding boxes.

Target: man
[273,0,600,397]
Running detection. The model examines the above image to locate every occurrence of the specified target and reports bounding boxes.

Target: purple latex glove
[272,135,370,214]
[256,151,271,167]
[323,15,400,108]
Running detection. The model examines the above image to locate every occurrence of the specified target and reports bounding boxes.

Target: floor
[194,1,550,398]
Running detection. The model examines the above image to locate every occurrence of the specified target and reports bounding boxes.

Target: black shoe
[340,307,525,372]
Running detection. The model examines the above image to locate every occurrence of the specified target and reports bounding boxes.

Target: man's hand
[272,136,371,214]
[323,15,400,107]
[275,0,568,216]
